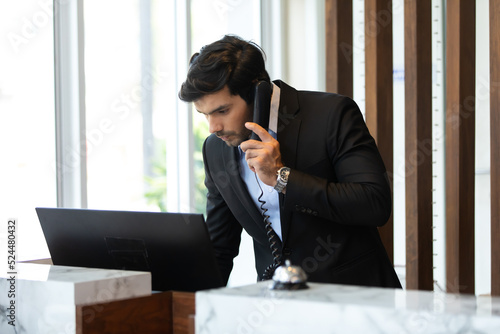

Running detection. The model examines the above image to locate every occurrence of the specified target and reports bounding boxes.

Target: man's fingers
[245,122,273,142]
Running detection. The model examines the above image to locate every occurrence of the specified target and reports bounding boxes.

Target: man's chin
[223,138,242,147]
[220,135,249,147]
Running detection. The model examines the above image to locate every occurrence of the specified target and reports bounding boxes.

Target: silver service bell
[270,259,308,290]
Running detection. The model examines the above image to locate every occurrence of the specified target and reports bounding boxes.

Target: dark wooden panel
[77,292,173,334]
[445,0,475,294]
[404,0,433,291]
[491,0,500,297]
[325,0,353,97]
[364,0,394,263]
[172,292,196,334]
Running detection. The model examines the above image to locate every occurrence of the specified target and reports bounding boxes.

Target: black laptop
[35,207,224,292]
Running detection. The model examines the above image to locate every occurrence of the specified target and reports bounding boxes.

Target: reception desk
[1,263,195,334]
[3,263,500,333]
[0,263,151,333]
[196,281,500,333]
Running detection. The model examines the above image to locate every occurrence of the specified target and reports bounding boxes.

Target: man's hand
[240,122,284,187]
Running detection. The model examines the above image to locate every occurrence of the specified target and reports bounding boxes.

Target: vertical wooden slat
[404,0,433,291]
[445,0,475,295]
[325,0,353,97]
[364,0,394,263]
[491,0,500,297]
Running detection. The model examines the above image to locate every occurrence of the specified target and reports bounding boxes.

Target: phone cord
[255,174,282,281]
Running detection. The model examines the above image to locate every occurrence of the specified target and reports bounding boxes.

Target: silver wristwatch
[274,167,291,193]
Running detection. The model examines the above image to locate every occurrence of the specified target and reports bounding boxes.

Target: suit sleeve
[202,139,242,285]
[283,96,392,227]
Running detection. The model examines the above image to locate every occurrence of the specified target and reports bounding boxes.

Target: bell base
[270,281,309,290]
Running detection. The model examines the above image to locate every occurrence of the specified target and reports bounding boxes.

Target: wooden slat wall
[325,0,353,97]
[491,0,500,297]
[445,0,476,294]
[404,0,433,291]
[324,0,500,295]
[364,0,394,263]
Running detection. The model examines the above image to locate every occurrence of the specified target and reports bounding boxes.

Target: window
[83,0,263,216]
[0,0,56,261]
[84,0,173,212]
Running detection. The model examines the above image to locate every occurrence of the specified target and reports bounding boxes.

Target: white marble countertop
[203,281,500,316]
[196,281,500,333]
[1,262,151,283]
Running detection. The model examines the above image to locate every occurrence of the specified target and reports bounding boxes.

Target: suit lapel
[274,80,301,245]
[275,80,301,169]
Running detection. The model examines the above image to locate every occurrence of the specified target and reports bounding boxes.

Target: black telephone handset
[250,81,283,280]
[251,81,273,140]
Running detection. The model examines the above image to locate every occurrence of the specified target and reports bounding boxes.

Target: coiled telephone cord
[255,173,282,280]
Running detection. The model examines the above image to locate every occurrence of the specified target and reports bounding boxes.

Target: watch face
[275,167,290,192]
[280,167,290,181]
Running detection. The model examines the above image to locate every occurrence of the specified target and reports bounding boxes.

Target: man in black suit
[179,35,401,288]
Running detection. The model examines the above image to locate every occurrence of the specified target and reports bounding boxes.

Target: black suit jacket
[202,80,401,288]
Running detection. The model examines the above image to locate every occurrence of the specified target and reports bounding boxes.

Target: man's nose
[208,117,222,134]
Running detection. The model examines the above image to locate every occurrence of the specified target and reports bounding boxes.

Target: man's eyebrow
[196,103,231,115]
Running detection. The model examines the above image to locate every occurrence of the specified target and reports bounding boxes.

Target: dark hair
[178,35,270,105]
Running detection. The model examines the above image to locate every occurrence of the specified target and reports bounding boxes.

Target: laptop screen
[35,207,224,292]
